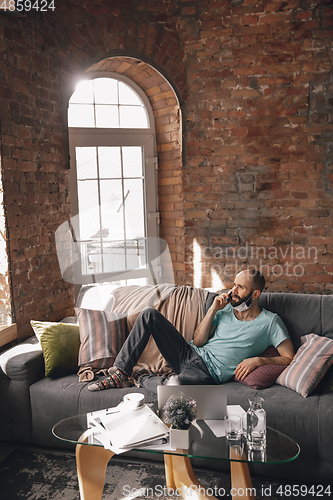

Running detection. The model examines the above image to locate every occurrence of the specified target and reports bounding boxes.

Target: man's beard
[231,291,253,311]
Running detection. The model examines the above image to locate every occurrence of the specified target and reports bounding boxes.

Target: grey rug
[0,449,331,499]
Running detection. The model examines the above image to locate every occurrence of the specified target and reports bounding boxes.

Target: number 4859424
[0,0,55,11]
[276,484,331,497]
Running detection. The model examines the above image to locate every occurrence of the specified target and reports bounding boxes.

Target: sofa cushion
[258,292,322,350]
[234,346,286,389]
[276,333,333,397]
[317,365,333,393]
[255,383,321,462]
[76,308,127,370]
[30,373,156,448]
[76,284,115,312]
[321,295,333,339]
[30,321,80,378]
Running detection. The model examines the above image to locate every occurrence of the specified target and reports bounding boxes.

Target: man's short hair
[248,270,265,293]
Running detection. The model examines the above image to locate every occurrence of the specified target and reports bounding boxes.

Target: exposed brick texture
[183,0,333,292]
[0,0,332,340]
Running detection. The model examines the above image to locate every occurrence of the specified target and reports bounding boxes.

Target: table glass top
[52,412,300,466]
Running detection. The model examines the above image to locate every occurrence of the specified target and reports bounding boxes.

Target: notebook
[157,384,227,421]
[87,404,169,450]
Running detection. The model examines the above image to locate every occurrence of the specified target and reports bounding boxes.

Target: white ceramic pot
[169,428,190,450]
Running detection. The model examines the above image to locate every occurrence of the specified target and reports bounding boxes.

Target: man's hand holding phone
[194,290,233,346]
[212,290,232,311]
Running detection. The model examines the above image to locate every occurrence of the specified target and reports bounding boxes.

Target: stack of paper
[205,404,246,437]
[87,404,169,453]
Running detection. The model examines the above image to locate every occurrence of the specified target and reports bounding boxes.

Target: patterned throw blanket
[111,284,210,377]
[77,284,210,381]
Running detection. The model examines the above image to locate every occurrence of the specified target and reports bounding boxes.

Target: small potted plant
[163,391,197,449]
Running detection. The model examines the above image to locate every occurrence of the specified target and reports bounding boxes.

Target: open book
[87,404,169,452]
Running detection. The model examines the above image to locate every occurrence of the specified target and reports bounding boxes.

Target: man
[88,269,294,392]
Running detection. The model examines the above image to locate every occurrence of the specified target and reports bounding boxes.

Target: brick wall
[0,0,332,340]
[183,0,333,292]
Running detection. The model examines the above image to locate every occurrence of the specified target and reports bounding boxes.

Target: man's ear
[253,289,261,300]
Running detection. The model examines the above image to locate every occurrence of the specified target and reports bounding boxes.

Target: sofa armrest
[0,340,45,444]
[0,341,44,385]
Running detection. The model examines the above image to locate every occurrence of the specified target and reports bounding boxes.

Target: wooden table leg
[75,437,255,500]
[164,452,177,491]
[76,430,114,500]
[164,450,218,500]
[230,445,255,500]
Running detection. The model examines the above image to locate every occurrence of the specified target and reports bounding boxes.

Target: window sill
[0,324,17,348]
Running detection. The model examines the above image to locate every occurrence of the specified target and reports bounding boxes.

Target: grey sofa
[0,286,332,485]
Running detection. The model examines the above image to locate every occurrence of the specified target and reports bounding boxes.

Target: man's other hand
[234,357,259,381]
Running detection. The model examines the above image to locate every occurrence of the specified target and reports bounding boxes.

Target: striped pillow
[76,308,127,370]
[276,334,333,397]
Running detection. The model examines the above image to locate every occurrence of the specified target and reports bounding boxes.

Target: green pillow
[30,321,80,378]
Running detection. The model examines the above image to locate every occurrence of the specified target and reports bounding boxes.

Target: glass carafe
[246,397,266,451]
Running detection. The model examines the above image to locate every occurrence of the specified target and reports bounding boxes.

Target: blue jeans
[114,307,214,391]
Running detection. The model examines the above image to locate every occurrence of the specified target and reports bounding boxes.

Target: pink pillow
[235,346,287,390]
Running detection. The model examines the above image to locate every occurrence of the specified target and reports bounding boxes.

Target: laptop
[157,384,227,421]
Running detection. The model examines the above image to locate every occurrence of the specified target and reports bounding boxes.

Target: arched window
[67,74,159,286]
[68,77,149,129]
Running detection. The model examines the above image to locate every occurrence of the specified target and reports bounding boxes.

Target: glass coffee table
[53,412,300,500]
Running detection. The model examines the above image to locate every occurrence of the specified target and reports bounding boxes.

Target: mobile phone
[227,291,232,302]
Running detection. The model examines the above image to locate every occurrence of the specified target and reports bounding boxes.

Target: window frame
[68,72,160,285]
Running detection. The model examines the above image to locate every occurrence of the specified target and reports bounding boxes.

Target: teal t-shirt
[190,304,289,384]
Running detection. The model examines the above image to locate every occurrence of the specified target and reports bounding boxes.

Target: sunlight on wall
[211,268,224,291]
[192,238,202,288]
